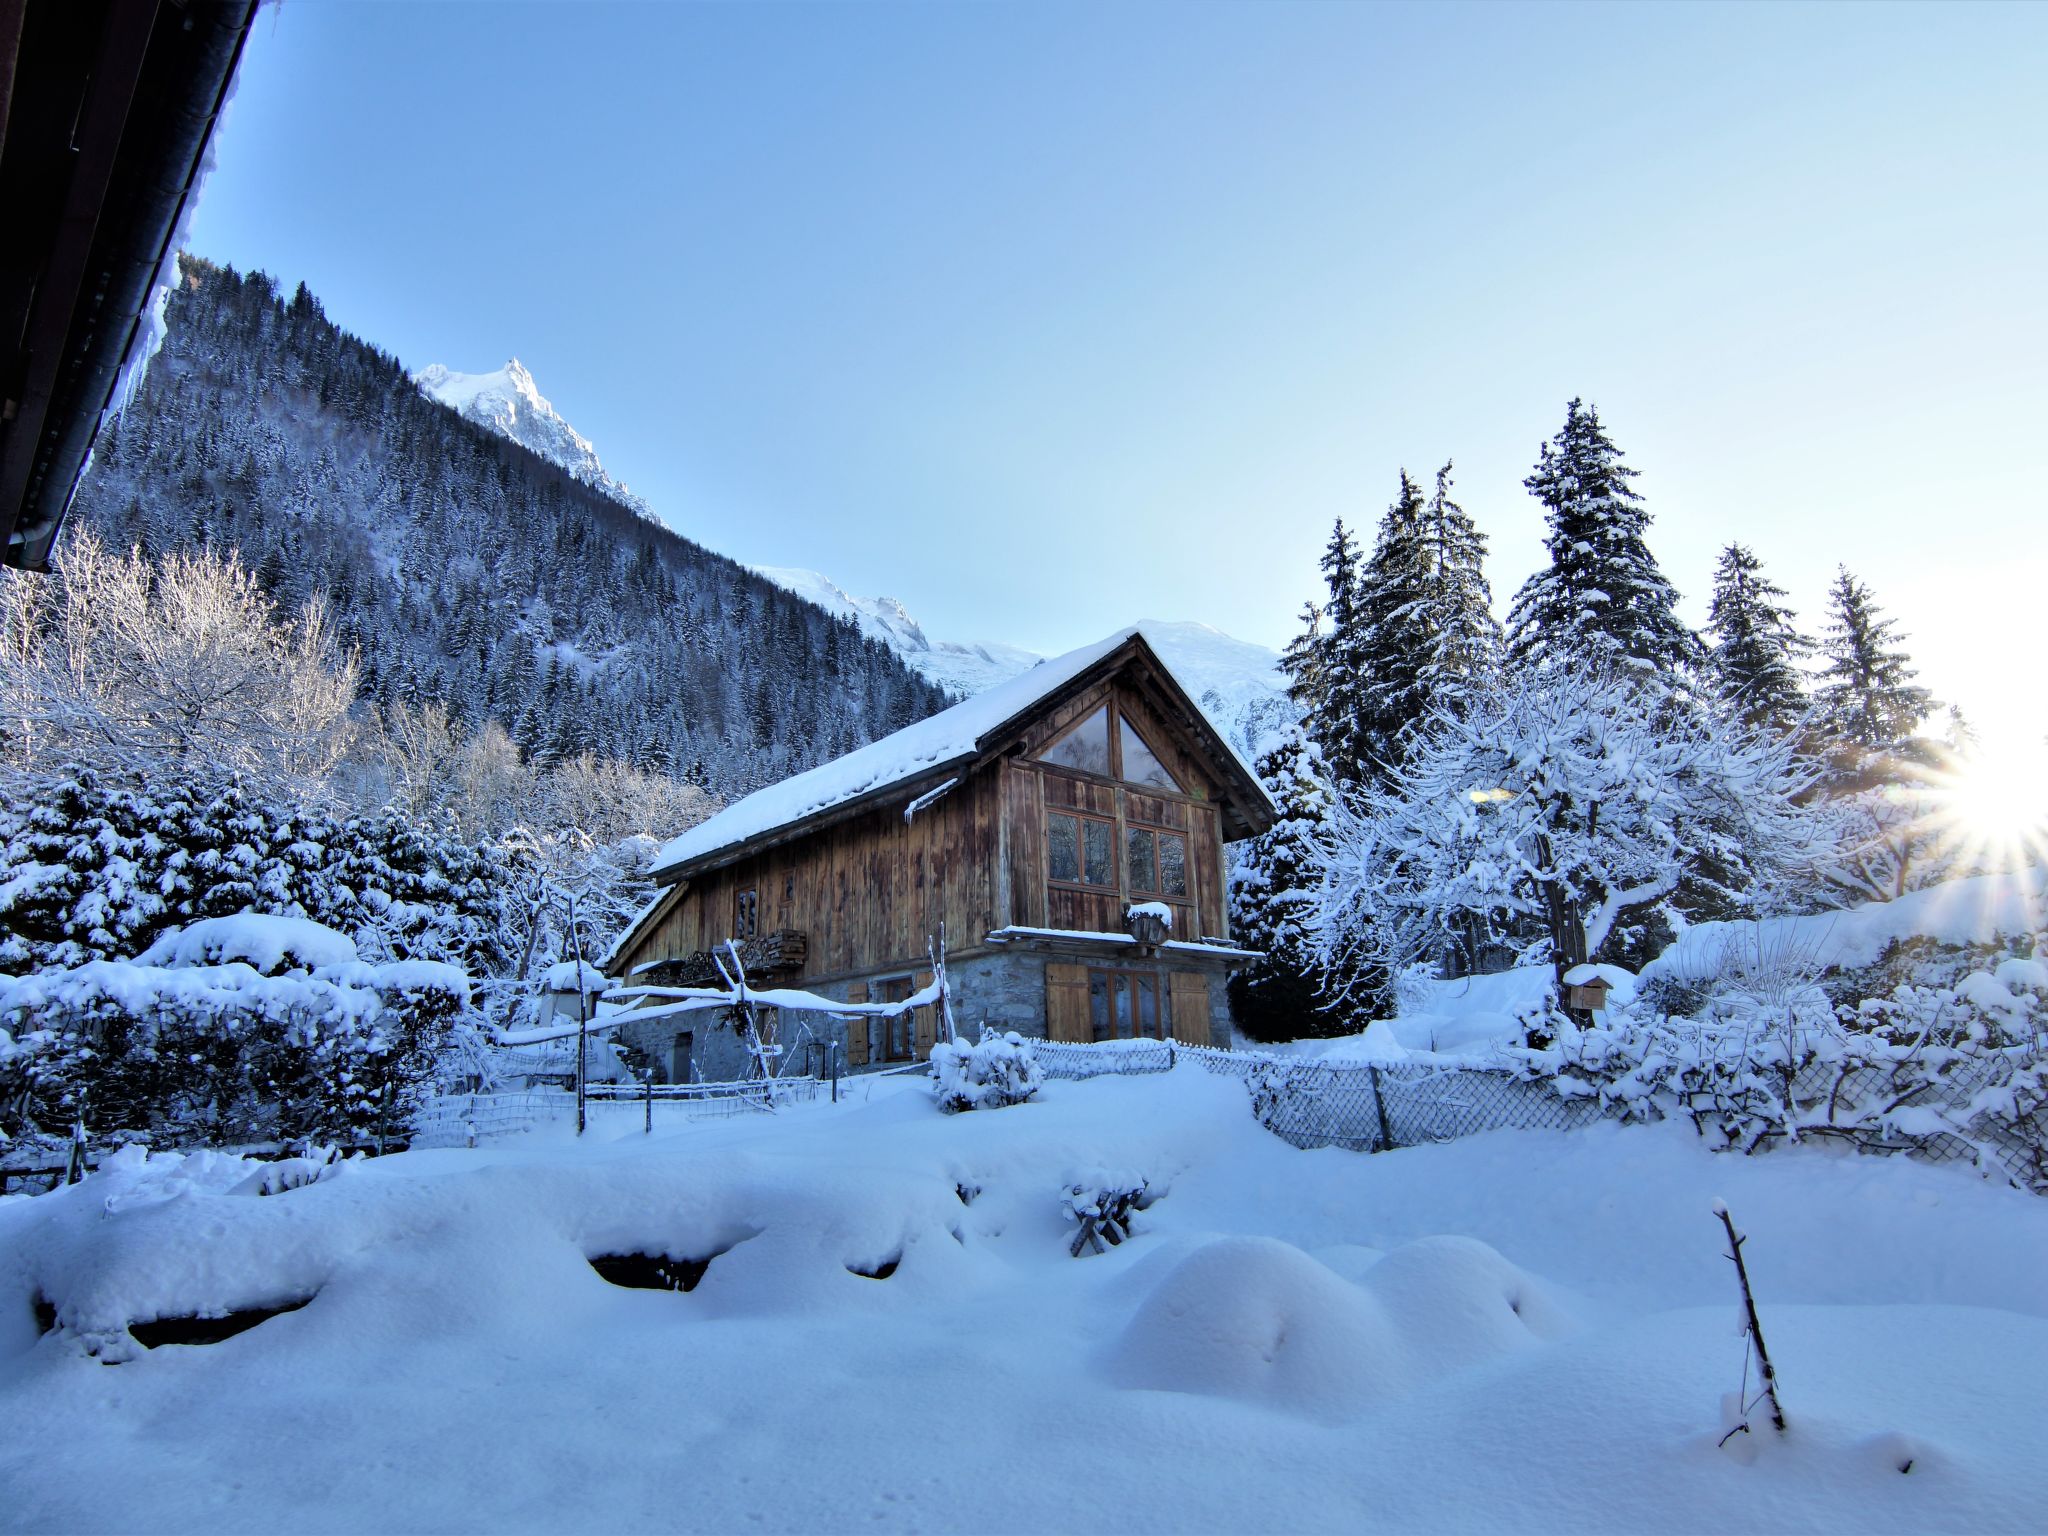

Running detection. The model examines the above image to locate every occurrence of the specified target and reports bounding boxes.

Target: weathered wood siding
[620,769,1003,984]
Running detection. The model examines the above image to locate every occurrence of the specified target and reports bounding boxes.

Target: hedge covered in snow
[0,915,477,1154]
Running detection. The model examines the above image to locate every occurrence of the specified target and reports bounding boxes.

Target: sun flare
[1941,749,2048,848]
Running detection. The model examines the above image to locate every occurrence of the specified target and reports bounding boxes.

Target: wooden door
[1168,972,1212,1047]
[1047,962,1090,1042]
[844,981,870,1067]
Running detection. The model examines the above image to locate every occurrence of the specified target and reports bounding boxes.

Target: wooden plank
[1168,971,1212,1047]
[1047,962,1091,1042]
[913,968,936,1058]
[844,981,870,1066]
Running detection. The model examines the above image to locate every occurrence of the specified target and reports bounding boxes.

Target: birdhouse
[1566,975,1611,1012]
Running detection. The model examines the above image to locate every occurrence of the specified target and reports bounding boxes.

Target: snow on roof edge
[653,626,1270,877]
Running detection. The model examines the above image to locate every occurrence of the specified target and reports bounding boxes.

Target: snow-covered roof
[652,626,1273,880]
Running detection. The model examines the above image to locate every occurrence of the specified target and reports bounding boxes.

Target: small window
[1119,716,1181,791]
[1127,826,1156,893]
[1048,810,1115,888]
[1086,968,1168,1041]
[734,888,758,939]
[1041,707,1112,776]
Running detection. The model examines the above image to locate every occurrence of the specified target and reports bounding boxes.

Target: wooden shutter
[1046,962,1090,1043]
[1168,971,1212,1047]
[843,981,870,1067]
[913,969,937,1059]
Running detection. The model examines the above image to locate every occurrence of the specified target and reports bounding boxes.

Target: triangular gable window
[1119,715,1182,791]
[1040,707,1111,776]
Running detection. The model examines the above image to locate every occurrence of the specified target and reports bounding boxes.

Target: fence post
[1366,1064,1395,1153]
[644,1074,653,1135]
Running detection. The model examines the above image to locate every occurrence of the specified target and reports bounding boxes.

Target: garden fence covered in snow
[1031,1040,2048,1191]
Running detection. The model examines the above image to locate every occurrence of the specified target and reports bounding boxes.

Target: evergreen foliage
[1226,730,1352,1039]
[70,258,950,802]
[1506,399,1696,680]
[1704,543,1810,731]
[1815,567,1934,769]
[1352,463,1502,782]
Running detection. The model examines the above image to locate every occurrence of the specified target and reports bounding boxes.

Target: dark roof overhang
[0,0,258,572]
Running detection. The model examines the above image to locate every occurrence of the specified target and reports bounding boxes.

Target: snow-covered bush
[930,1030,1044,1114]
[1064,1174,1156,1255]
[0,919,476,1150]
[1507,967,2048,1190]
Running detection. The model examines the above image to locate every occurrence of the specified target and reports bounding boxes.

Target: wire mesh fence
[410,1076,823,1147]
[1031,1037,2047,1189]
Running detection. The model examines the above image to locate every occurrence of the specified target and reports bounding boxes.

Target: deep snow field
[4,1068,2046,1534]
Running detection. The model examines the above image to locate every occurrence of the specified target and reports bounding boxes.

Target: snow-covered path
[3,1070,2044,1533]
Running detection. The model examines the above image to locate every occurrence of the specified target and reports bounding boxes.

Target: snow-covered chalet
[607,628,1278,1080]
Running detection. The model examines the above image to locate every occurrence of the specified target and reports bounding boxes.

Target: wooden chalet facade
[606,630,1277,1079]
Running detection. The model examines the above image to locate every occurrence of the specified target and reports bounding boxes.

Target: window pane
[1084,819,1114,886]
[1119,716,1181,790]
[1127,827,1156,893]
[1113,974,1134,1039]
[1159,834,1188,897]
[1137,977,1160,1038]
[1042,708,1112,776]
[1047,813,1080,882]
[1089,972,1111,1043]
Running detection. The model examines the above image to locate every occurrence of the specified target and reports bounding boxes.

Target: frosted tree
[1507,400,1697,682]
[1814,566,1934,774]
[1290,520,1374,786]
[0,530,357,798]
[1704,543,1810,732]
[1311,661,1826,1004]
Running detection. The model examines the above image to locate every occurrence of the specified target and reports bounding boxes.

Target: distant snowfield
[5,1070,2045,1534]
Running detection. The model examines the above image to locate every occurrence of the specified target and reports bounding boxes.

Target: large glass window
[1118,716,1181,791]
[1041,707,1112,776]
[1049,810,1115,887]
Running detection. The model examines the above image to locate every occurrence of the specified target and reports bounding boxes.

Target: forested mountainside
[71,258,951,798]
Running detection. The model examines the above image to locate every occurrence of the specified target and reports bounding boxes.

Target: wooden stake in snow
[1714,1199,1787,1443]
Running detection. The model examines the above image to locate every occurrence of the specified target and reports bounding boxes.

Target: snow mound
[1107,1233,1562,1418]
[133,915,359,974]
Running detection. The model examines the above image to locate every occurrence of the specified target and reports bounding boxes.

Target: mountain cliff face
[72,260,952,798]
[413,359,653,521]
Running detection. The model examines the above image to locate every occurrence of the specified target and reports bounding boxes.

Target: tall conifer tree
[1704,543,1809,731]
[1816,566,1934,762]
[1507,400,1695,679]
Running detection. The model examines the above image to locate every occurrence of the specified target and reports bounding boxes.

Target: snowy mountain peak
[414,359,653,520]
[750,568,1292,755]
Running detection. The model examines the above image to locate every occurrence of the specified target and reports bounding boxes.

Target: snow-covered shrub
[1507,971,2048,1189]
[0,921,477,1150]
[930,1030,1044,1114]
[1064,1175,1157,1255]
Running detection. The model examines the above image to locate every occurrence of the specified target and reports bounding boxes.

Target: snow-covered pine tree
[1290,521,1374,785]
[1226,728,1353,1039]
[1704,543,1810,731]
[1815,566,1934,774]
[1353,463,1502,781]
[1506,400,1697,682]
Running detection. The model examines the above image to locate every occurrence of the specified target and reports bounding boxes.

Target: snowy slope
[751,566,1041,698]
[6,1071,2047,1533]
[414,359,654,519]
[752,568,1293,754]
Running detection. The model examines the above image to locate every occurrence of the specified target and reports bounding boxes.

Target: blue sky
[190,2,2045,753]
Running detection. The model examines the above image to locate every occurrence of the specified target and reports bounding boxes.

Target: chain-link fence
[410,1076,822,1147]
[1031,1037,2047,1191]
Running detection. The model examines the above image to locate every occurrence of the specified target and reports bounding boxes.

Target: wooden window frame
[734,887,759,940]
[1086,966,1170,1043]
[872,975,916,1062]
[1045,808,1117,892]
